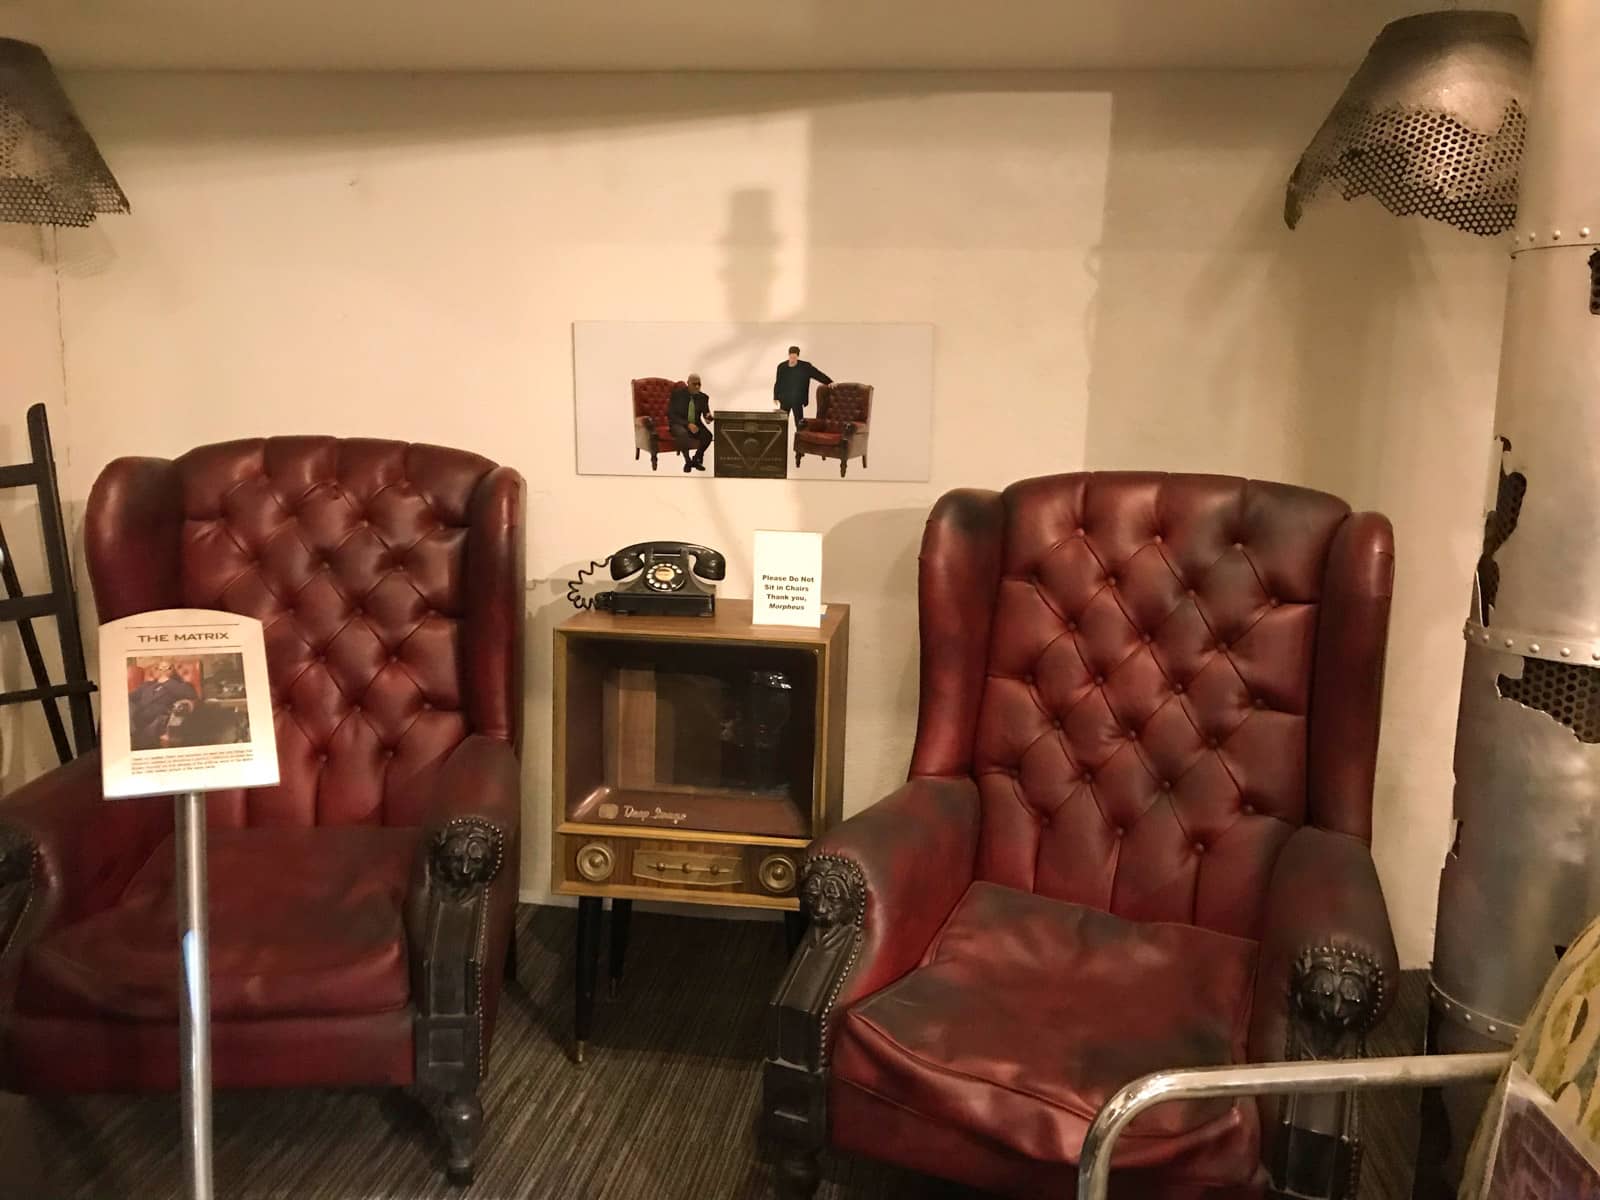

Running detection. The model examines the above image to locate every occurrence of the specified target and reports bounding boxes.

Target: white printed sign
[99,609,280,799]
[753,530,823,627]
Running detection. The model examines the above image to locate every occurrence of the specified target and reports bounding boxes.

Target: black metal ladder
[0,403,96,762]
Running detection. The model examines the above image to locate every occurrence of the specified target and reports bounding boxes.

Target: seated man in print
[128,660,198,751]
[668,373,714,473]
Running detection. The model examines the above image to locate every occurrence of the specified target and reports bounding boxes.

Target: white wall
[8,69,1506,966]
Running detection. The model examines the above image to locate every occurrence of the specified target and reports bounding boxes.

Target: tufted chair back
[84,437,525,830]
[910,472,1393,942]
[632,377,684,427]
[816,383,873,426]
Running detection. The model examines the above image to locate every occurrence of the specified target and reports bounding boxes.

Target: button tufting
[1052,718,1063,729]
[1152,534,1164,544]
[1113,826,1124,838]
[1022,673,1034,685]
[1185,587,1196,597]
[1082,770,1094,782]
[1141,633,1152,644]
[1193,842,1206,854]
[1232,541,1243,550]
[1075,527,1085,537]
[1253,698,1266,709]
[1161,780,1172,791]
[1066,621,1078,632]
[1216,641,1229,652]
[1172,683,1185,694]
[1106,575,1119,587]
[1207,737,1220,749]
[1093,674,1105,685]
[1242,803,1255,814]
[317,753,328,764]
[1269,597,1280,607]
[384,749,396,759]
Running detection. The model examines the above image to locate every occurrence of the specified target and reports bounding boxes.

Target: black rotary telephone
[568,542,725,617]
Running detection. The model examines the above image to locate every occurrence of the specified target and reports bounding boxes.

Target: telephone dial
[568,542,725,617]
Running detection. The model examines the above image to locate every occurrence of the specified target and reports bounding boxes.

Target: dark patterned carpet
[1,904,1428,1199]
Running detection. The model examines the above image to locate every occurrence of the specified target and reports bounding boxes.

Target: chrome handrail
[1077,1051,1510,1200]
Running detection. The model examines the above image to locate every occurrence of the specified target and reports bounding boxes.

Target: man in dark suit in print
[773,345,831,430]
[129,660,199,751]
[668,373,714,472]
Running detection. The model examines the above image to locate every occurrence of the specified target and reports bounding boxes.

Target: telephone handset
[568,542,725,617]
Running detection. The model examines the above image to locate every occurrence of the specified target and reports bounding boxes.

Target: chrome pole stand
[175,790,214,1200]
[1077,1051,1509,1200]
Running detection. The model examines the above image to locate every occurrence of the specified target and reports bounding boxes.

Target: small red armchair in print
[794,383,872,476]
[632,377,690,470]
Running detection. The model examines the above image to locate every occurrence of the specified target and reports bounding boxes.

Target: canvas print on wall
[573,321,934,480]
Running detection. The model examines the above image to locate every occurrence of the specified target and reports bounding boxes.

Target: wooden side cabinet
[552,599,848,1058]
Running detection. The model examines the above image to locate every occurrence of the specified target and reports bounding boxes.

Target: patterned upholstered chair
[632,377,689,470]
[0,436,524,1185]
[794,383,872,476]
[764,471,1399,1199]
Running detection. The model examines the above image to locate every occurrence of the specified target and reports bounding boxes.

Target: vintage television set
[551,599,848,1057]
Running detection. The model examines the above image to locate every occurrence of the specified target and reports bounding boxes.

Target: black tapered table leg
[575,897,603,1063]
[608,899,632,998]
[784,910,809,958]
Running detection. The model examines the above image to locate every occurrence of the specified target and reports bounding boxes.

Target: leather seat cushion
[795,431,844,447]
[18,826,417,1022]
[832,882,1260,1173]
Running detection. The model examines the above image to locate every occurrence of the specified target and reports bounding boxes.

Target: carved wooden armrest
[1255,827,1397,1200]
[402,735,519,1105]
[408,816,508,1107]
[763,856,866,1164]
[427,817,506,895]
[1289,943,1388,1060]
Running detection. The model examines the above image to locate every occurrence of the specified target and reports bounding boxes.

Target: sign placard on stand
[99,610,279,1200]
[752,530,823,628]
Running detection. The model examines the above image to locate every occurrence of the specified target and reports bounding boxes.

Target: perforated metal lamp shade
[0,38,127,226]
[1285,10,1530,236]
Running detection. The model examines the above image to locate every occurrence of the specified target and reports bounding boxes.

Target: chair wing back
[632,378,681,426]
[818,383,872,425]
[85,437,525,829]
[908,472,1393,941]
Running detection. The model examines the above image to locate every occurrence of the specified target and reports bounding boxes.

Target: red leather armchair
[793,383,871,476]
[0,436,524,1185]
[764,472,1398,1199]
[633,376,689,470]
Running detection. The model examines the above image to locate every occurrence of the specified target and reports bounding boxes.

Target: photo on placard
[1482,1064,1600,1198]
[573,321,934,480]
[126,652,251,751]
